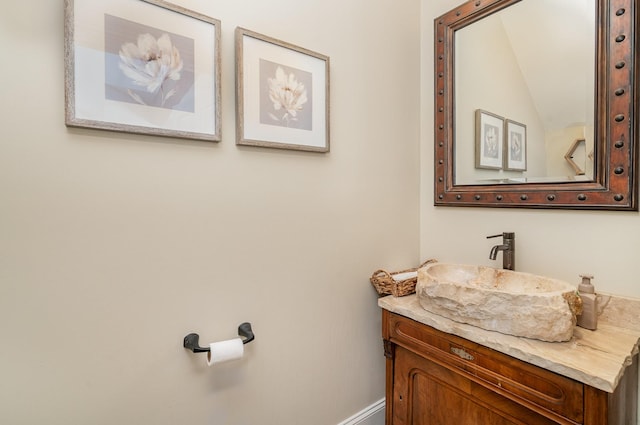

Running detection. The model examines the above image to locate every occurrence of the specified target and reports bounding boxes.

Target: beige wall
[0,1,420,424]
[421,2,640,421]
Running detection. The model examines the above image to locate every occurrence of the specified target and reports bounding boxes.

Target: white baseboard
[337,398,385,425]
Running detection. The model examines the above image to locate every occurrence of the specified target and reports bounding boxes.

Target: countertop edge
[379,294,640,393]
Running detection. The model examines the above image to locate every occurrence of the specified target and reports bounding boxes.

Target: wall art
[505,119,527,171]
[235,27,330,152]
[64,0,221,141]
[475,109,504,170]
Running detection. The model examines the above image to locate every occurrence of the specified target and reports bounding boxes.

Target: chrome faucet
[487,232,515,270]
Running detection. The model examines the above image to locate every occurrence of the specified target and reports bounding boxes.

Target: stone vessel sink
[416,263,581,342]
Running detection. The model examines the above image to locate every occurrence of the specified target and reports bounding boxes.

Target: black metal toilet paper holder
[183,322,255,353]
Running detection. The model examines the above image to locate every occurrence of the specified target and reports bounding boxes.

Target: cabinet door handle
[450,346,474,361]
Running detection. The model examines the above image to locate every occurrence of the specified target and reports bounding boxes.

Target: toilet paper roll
[207,338,244,366]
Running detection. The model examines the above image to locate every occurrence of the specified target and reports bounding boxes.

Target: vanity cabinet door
[392,345,560,425]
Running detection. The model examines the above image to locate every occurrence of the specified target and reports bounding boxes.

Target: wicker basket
[370,259,437,297]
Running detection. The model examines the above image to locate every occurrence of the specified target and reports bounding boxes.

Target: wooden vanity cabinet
[382,310,638,425]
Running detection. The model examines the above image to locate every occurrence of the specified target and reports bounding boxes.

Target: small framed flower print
[235,28,330,152]
[475,109,504,170]
[505,119,527,171]
[64,0,221,142]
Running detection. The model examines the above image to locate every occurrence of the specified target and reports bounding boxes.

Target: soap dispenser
[576,274,598,330]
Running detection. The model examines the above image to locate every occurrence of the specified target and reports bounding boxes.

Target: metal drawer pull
[451,346,474,361]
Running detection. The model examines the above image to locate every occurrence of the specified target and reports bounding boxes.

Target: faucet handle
[487,232,515,239]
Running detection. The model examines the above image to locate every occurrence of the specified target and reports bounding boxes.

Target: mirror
[434,0,638,210]
[455,0,595,185]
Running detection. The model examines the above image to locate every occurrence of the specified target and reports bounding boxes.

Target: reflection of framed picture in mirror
[475,110,504,169]
[505,119,527,171]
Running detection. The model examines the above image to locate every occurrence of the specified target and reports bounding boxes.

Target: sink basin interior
[416,263,580,342]
[427,264,572,294]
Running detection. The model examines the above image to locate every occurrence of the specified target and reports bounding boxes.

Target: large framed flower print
[235,28,330,152]
[64,0,221,142]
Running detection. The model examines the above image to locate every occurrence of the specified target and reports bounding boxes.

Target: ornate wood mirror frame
[434,0,638,210]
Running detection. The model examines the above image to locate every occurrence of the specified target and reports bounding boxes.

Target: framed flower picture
[505,119,527,171]
[64,0,221,142]
[475,109,504,170]
[235,28,330,152]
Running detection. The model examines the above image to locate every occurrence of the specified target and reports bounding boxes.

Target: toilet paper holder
[183,322,255,353]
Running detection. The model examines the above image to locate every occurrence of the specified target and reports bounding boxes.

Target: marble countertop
[379,294,640,393]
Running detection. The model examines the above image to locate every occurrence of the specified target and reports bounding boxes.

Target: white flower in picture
[267,66,308,125]
[118,33,183,106]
